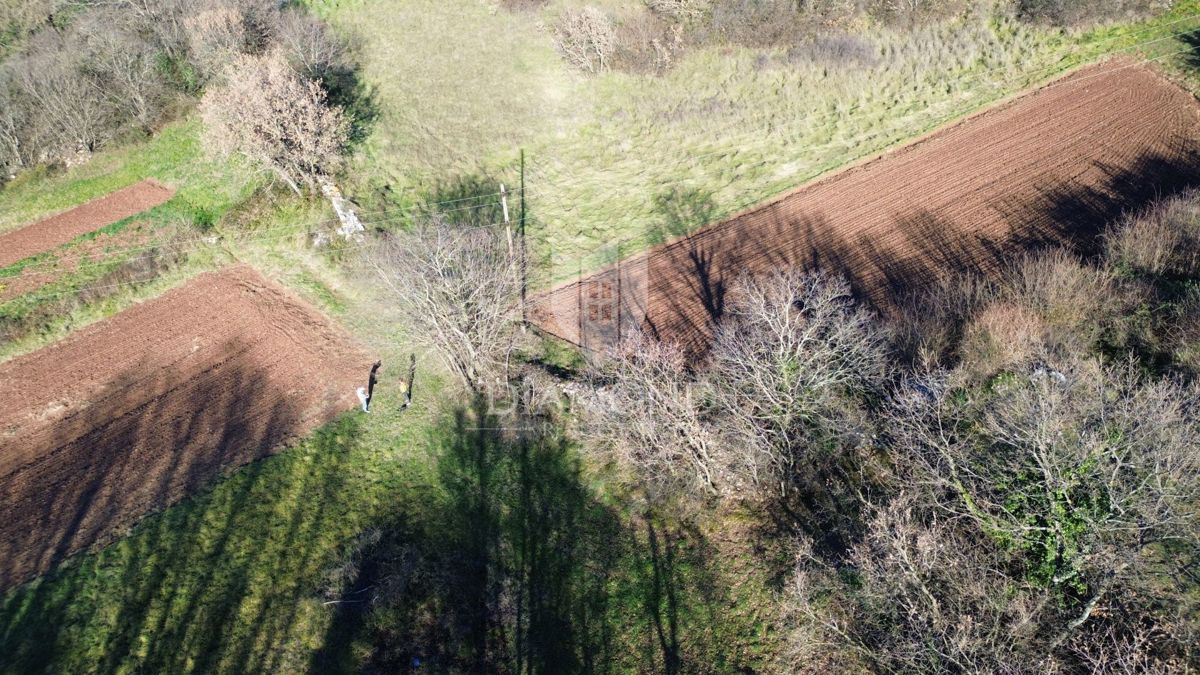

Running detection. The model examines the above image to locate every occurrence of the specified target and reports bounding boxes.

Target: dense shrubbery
[1016,0,1168,26]
[543,0,1170,74]
[579,190,1200,671]
[0,0,349,183]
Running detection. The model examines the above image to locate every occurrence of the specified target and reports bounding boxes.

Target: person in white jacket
[357,360,382,412]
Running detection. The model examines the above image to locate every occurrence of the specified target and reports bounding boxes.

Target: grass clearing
[314,0,1200,282]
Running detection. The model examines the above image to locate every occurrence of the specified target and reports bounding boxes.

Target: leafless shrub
[1069,619,1191,675]
[788,357,1200,670]
[702,0,862,47]
[0,69,28,177]
[200,50,349,195]
[1006,251,1115,331]
[958,300,1048,379]
[185,6,254,84]
[97,0,204,65]
[578,271,885,501]
[889,358,1200,633]
[785,34,879,68]
[1106,192,1200,279]
[0,1,53,57]
[960,249,1128,369]
[75,9,164,130]
[580,333,728,498]
[8,33,110,159]
[789,493,1053,672]
[364,219,522,393]
[611,10,685,74]
[1170,290,1200,373]
[709,271,889,494]
[869,0,967,25]
[553,6,617,74]
[1016,0,1166,26]
[273,7,351,84]
[893,271,997,368]
[645,0,712,20]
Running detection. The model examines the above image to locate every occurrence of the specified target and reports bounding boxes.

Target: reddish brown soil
[0,265,372,590]
[0,223,155,302]
[0,179,174,268]
[531,61,1200,353]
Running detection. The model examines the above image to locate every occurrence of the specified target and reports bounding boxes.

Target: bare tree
[365,219,522,394]
[581,333,729,498]
[553,6,616,74]
[9,34,110,159]
[892,359,1200,592]
[200,50,349,195]
[76,10,164,129]
[0,71,26,176]
[846,357,1200,670]
[273,7,350,84]
[709,270,889,494]
[788,492,1056,673]
[185,5,253,83]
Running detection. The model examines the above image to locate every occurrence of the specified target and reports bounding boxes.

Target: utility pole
[500,183,513,260]
[616,241,622,345]
[519,149,528,328]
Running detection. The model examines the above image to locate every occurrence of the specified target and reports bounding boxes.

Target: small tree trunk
[274,166,303,196]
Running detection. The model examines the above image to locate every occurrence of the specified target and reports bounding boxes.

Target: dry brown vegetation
[200,50,349,195]
[0,0,349,182]
[569,187,1200,671]
[537,0,1166,75]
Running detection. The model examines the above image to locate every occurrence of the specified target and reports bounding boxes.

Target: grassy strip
[0,119,261,234]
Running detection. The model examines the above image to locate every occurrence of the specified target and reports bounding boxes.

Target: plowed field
[0,265,371,589]
[531,61,1200,353]
[0,179,174,268]
[0,223,155,303]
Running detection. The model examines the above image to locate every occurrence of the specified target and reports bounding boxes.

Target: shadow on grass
[1176,29,1200,72]
[0,413,372,674]
[312,400,744,674]
[421,171,518,229]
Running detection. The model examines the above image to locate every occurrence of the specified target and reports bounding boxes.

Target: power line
[4,190,514,278]
[9,19,1192,281]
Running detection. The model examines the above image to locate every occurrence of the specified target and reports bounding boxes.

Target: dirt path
[531,60,1200,353]
[0,179,174,268]
[0,265,373,590]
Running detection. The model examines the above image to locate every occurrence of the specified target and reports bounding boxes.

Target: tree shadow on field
[0,341,365,674]
[648,187,720,246]
[312,399,739,674]
[1176,29,1200,73]
[633,147,1200,356]
[419,170,519,229]
[310,23,380,147]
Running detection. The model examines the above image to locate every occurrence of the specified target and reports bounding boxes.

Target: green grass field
[315,0,1200,281]
[2,0,1200,671]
